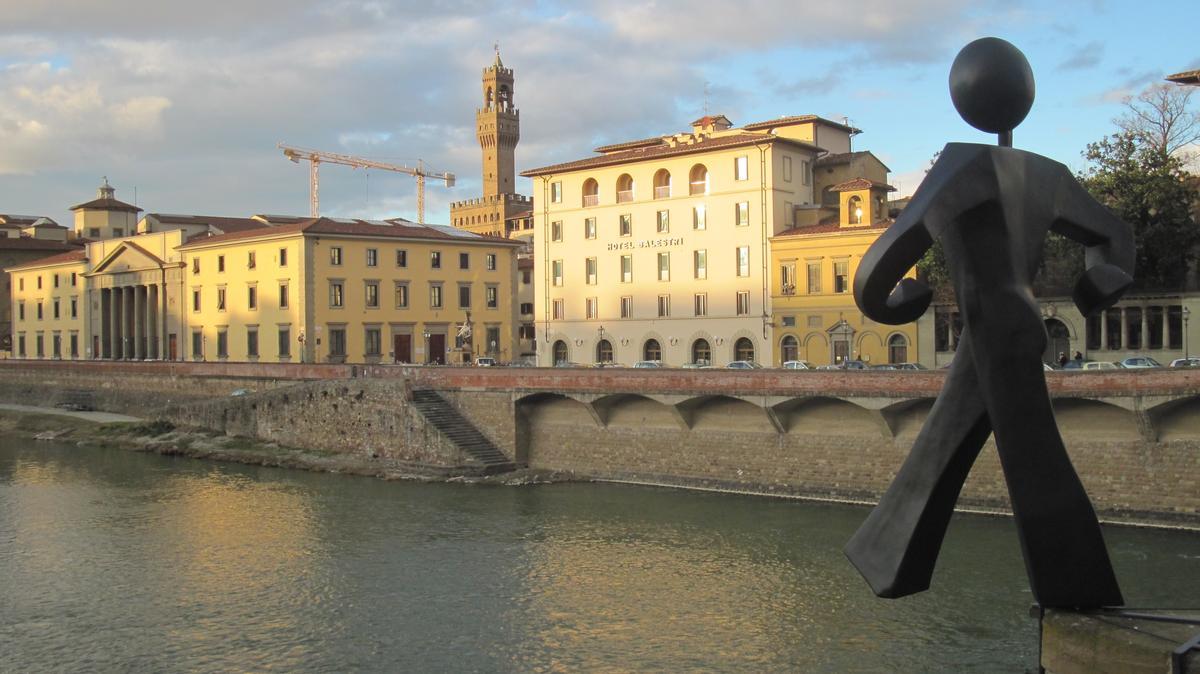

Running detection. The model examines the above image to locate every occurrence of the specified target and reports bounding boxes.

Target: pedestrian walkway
[0,403,141,424]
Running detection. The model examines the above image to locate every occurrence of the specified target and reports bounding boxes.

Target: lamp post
[422,329,431,365]
[1184,306,1191,360]
[597,325,606,363]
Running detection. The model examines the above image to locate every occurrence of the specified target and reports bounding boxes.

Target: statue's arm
[1051,175,1136,316]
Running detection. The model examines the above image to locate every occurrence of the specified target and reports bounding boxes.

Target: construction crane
[278,143,455,224]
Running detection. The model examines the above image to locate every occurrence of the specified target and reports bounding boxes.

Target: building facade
[0,226,83,355]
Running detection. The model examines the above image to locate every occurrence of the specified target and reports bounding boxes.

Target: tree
[1081,131,1199,290]
[1116,83,1199,159]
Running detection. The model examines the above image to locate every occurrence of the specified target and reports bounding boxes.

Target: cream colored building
[71,179,141,240]
[522,114,860,366]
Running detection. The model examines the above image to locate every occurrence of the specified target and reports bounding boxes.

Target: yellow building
[522,113,861,366]
[71,179,141,240]
[9,213,523,364]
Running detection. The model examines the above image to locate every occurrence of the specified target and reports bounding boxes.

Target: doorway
[168,334,177,361]
[1044,318,1070,364]
[394,333,412,363]
[428,333,446,364]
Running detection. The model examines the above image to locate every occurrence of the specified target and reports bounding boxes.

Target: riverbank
[0,409,571,487]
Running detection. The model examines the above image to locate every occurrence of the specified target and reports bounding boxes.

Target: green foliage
[1080,131,1199,290]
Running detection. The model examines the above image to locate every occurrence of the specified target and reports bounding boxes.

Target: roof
[742,115,861,134]
[177,217,522,249]
[506,209,534,220]
[689,114,733,127]
[830,177,896,192]
[772,219,893,238]
[594,136,668,153]
[522,132,818,177]
[6,249,88,270]
[69,196,142,212]
[0,214,59,227]
[815,150,892,173]
[1166,69,1200,85]
[517,257,534,270]
[0,237,84,252]
[145,213,271,234]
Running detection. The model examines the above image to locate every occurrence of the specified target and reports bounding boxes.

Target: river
[2,438,1198,672]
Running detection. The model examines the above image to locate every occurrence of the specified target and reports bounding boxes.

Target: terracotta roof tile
[0,238,84,252]
[69,197,142,212]
[146,213,271,234]
[830,177,896,192]
[177,217,520,249]
[742,115,861,134]
[772,219,893,238]
[1166,69,1200,85]
[6,249,87,270]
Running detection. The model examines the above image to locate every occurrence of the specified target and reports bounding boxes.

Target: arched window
[888,334,908,364]
[780,335,799,363]
[498,84,511,107]
[653,169,672,199]
[485,86,493,108]
[735,337,755,362]
[848,195,863,224]
[616,174,634,203]
[643,339,662,362]
[553,340,569,366]
[691,339,711,365]
[582,178,599,207]
[596,339,613,364]
[689,164,708,195]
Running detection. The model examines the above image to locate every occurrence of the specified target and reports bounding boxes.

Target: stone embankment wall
[1,361,1198,525]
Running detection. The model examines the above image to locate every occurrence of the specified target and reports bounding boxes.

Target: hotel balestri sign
[606,237,685,252]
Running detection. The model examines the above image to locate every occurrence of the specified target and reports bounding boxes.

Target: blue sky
[1,0,1196,226]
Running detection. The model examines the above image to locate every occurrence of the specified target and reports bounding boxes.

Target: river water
[2,439,1198,672]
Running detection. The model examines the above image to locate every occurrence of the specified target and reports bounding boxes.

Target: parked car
[892,363,928,370]
[1062,359,1088,370]
[474,357,497,367]
[1170,357,1200,368]
[840,360,870,370]
[782,360,815,370]
[680,361,713,369]
[872,364,897,370]
[1082,361,1125,370]
[725,361,763,369]
[1120,356,1163,369]
[633,360,663,368]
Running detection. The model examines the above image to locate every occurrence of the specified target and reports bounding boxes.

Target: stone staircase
[410,390,517,474]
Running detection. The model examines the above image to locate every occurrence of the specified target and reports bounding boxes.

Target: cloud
[1057,41,1103,71]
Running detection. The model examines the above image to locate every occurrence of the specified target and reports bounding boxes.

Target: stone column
[124,286,135,359]
[111,287,122,359]
[147,285,158,359]
[1141,307,1149,352]
[101,289,111,358]
[1119,307,1128,352]
[1100,309,1108,351]
[133,285,144,360]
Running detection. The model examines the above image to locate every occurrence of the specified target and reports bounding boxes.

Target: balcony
[689,181,707,195]
[616,190,634,203]
[582,194,599,207]
[654,185,671,199]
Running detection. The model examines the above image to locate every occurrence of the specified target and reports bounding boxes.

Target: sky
[1,0,1197,227]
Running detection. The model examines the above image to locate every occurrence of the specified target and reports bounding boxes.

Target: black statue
[844,37,1133,609]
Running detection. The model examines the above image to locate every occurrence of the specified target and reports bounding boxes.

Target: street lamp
[1184,306,1191,359]
[422,329,431,365]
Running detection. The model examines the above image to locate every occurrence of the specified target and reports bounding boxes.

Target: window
[736,201,749,227]
[657,294,670,317]
[429,284,443,309]
[582,178,599,207]
[553,340,569,365]
[329,328,346,358]
[693,204,706,230]
[89,228,100,238]
[735,337,754,362]
[16,332,25,357]
[53,273,59,288]
[737,247,750,277]
[36,302,42,320]
[367,249,378,267]
[247,327,259,358]
[35,334,43,358]
[781,263,797,295]
[620,296,633,318]
[551,221,563,241]
[191,330,202,359]
[619,214,632,237]
[935,308,962,352]
[694,293,707,316]
[278,327,291,358]
[330,247,342,265]
[329,281,344,308]
[888,334,908,364]
[69,333,78,358]
[365,328,382,357]
[586,297,598,319]
[36,276,41,290]
[18,278,23,291]
[552,260,563,286]
[217,287,227,311]
[689,164,708,195]
[192,289,201,312]
[1148,306,1164,349]
[53,299,59,319]
[597,339,613,363]
[217,329,228,359]
[691,339,711,365]
[584,217,597,239]
[520,302,533,315]
[248,286,257,310]
[616,173,634,202]
[214,255,224,272]
[18,303,23,321]
[586,257,597,285]
[552,298,564,320]
[113,228,123,237]
[734,155,748,181]
[459,252,470,270]
[551,181,562,203]
[802,159,812,186]
[430,251,441,269]
[694,250,707,279]
[621,255,632,283]
[486,253,497,270]
[782,156,792,182]
[736,291,751,315]
[834,260,849,293]
[644,339,661,361]
[71,272,77,286]
[658,252,670,281]
[653,169,671,199]
[458,284,471,309]
[395,283,409,308]
[192,258,200,274]
[248,251,256,269]
[848,196,863,224]
[366,281,380,308]
[70,298,77,318]
[656,210,669,233]
[486,285,498,308]
[279,284,289,309]
[52,333,61,359]
[807,261,822,294]
[280,248,288,266]
[1126,307,1143,350]
[784,316,797,327]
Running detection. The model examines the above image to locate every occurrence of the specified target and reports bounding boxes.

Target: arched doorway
[780,335,799,362]
[552,340,569,365]
[643,339,662,362]
[596,339,613,364]
[888,333,909,364]
[1044,318,1070,364]
[735,337,755,362]
[691,339,711,365]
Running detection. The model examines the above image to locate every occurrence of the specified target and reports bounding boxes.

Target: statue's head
[949,37,1035,137]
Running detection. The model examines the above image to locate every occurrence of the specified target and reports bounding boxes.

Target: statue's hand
[1073,264,1133,317]
[877,278,932,325]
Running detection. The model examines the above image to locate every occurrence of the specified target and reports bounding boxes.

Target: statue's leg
[845,334,992,598]
[969,302,1123,608]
